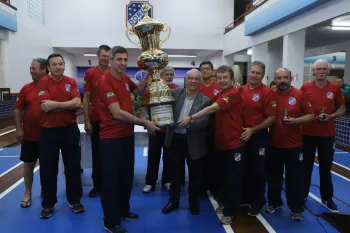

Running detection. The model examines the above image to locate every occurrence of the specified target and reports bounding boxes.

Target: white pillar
[344,43,350,84]
[282,29,306,89]
[252,42,269,85]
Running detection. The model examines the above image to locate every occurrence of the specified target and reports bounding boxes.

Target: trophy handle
[159,23,171,47]
[126,26,141,48]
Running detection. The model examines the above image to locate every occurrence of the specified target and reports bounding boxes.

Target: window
[27,0,44,25]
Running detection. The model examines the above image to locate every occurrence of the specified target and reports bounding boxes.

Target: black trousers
[90,120,101,190]
[218,147,246,216]
[39,123,82,208]
[266,146,304,213]
[100,136,134,228]
[145,131,170,186]
[169,134,201,203]
[201,135,217,194]
[242,129,268,207]
[302,136,335,201]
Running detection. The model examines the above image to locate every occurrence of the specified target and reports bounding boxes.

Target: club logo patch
[38,91,45,96]
[234,153,241,162]
[106,92,115,98]
[253,93,260,102]
[214,89,219,96]
[289,97,296,105]
[327,92,334,99]
[259,148,265,156]
[65,84,71,92]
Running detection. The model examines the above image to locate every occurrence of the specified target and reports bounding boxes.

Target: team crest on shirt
[252,93,260,102]
[299,153,303,161]
[288,97,296,105]
[234,153,241,162]
[222,97,230,103]
[65,84,71,92]
[214,89,219,96]
[38,91,45,96]
[271,101,276,107]
[327,92,334,99]
[106,92,115,98]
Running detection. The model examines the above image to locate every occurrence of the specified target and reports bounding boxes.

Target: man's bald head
[274,67,292,92]
[274,68,291,78]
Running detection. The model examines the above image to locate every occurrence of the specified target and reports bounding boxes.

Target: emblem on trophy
[318,106,327,120]
[126,3,174,126]
[282,109,290,123]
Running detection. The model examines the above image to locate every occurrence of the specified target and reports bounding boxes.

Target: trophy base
[147,101,175,127]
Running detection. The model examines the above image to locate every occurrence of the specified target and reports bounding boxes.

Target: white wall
[224,0,350,55]
[45,0,233,51]
[54,48,77,78]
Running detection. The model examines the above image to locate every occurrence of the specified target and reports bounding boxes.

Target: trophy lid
[133,3,163,28]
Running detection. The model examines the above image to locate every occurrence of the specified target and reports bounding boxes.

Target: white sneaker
[143,185,154,193]
[163,183,171,191]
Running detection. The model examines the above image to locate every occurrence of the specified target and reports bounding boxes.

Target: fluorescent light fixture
[330,26,350,31]
[168,55,197,58]
[84,54,97,57]
[247,48,252,55]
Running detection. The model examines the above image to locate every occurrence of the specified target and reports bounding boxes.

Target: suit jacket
[165,88,212,160]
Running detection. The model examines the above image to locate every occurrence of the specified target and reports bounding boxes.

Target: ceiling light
[168,55,197,58]
[247,48,252,55]
[84,54,97,57]
[331,26,350,31]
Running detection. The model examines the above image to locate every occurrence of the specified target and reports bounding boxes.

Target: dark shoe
[291,212,303,221]
[189,202,200,215]
[40,208,54,219]
[248,204,263,216]
[265,205,282,214]
[89,188,100,197]
[122,212,139,220]
[104,225,127,233]
[162,202,179,214]
[69,203,85,213]
[322,200,338,211]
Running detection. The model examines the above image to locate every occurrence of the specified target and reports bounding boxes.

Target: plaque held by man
[126,3,175,127]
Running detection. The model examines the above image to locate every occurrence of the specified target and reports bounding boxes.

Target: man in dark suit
[162,69,211,215]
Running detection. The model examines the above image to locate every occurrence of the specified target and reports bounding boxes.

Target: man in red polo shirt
[198,61,221,197]
[37,54,84,219]
[97,46,159,233]
[265,68,314,221]
[14,58,48,208]
[301,59,345,211]
[143,66,179,193]
[239,61,276,216]
[83,45,110,197]
[179,65,245,225]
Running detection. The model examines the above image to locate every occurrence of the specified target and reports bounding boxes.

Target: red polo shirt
[84,66,108,121]
[214,86,244,150]
[240,84,277,128]
[15,82,42,142]
[37,76,81,128]
[301,81,345,137]
[97,71,137,139]
[270,87,313,148]
[200,81,220,135]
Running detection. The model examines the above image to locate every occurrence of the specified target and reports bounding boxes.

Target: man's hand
[177,116,191,128]
[144,121,161,134]
[282,118,298,125]
[16,128,24,142]
[84,121,92,135]
[41,100,58,112]
[234,83,241,89]
[240,127,255,142]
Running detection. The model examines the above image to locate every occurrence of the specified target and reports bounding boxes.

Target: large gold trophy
[126,3,175,127]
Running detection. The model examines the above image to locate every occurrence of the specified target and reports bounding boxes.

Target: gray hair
[250,61,266,74]
[109,46,128,59]
[32,58,47,70]
[186,69,202,80]
[312,59,331,69]
[160,66,174,76]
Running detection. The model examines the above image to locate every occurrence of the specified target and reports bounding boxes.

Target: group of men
[14,42,345,233]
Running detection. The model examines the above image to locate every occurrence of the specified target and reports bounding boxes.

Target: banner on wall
[76,67,190,95]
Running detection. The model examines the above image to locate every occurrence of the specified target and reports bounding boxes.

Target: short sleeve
[264,89,277,116]
[84,68,93,92]
[97,78,119,107]
[70,79,81,98]
[14,87,26,110]
[216,89,241,111]
[301,93,313,115]
[37,78,51,101]
[126,76,137,92]
[334,85,345,106]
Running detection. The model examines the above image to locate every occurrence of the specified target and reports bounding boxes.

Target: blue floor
[0,148,21,175]
[0,146,349,233]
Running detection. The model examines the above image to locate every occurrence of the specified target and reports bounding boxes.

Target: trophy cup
[126,3,174,127]
[282,109,290,122]
[318,106,327,120]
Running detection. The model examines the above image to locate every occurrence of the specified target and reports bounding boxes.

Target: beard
[278,82,290,92]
